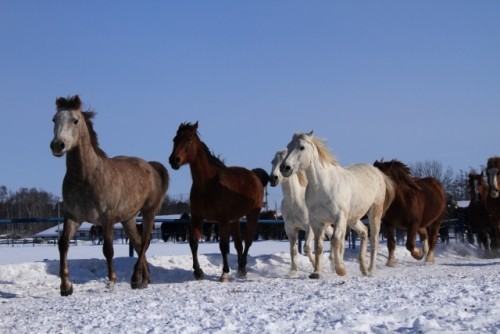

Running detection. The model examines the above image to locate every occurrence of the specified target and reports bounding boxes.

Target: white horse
[280,131,395,278]
[269,149,333,276]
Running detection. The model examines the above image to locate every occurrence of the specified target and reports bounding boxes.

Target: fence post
[129,241,134,257]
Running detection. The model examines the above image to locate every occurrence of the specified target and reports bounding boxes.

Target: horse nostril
[58,142,65,151]
[169,156,180,167]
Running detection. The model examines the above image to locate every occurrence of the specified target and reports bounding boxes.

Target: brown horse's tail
[149,161,170,192]
[382,174,396,215]
[252,168,270,188]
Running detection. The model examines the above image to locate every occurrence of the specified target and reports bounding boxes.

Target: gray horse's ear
[306,130,314,136]
[55,97,65,107]
[194,121,199,130]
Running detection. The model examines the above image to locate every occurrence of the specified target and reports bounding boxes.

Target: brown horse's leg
[218,221,231,282]
[58,218,80,296]
[102,219,117,287]
[241,209,259,278]
[406,222,424,260]
[425,221,440,264]
[385,223,397,267]
[189,216,205,280]
[230,220,245,278]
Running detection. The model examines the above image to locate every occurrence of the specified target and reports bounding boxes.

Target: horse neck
[281,175,305,199]
[188,143,218,184]
[478,182,489,203]
[303,154,336,191]
[65,126,103,179]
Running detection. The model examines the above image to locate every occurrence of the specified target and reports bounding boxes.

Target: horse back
[63,156,167,222]
[190,166,265,222]
[415,177,447,222]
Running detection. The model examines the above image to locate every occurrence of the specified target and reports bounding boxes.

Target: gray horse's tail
[149,161,170,192]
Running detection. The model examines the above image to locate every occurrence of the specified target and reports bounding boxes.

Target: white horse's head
[50,95,85,157]
[280,130,315,178]
[269,149,288,187]
[486,167,499,198]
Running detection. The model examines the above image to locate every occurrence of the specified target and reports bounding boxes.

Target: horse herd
[50,95,500,296]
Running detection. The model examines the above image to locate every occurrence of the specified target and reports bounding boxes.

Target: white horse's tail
[382,174,396,215]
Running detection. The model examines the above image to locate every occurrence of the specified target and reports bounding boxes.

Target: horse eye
[73,119,79,125]
[300,146,305,150]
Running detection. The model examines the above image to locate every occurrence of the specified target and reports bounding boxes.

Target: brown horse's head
[169,121,200,170]
[468,172,487,203]
[486,157,500,198]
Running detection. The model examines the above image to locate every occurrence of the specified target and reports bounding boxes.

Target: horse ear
[306,130,314,136]
[55,97,65,108]
[70,95,82,109]
[194,121,199,130]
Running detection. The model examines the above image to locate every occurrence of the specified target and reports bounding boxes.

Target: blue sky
[1,1,499,209]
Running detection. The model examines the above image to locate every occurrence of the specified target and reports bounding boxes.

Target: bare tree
[410,160,455,195]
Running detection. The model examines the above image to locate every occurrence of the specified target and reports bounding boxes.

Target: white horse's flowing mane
[294,132,339,167]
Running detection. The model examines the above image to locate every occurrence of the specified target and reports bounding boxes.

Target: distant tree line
[409,160,478,201]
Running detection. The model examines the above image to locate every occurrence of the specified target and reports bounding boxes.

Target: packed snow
[1,239,499,333]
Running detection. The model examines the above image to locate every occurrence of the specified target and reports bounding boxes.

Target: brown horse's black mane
[179,122,226,168]
[375,159,420,189]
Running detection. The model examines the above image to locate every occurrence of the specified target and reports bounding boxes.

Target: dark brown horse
[168,122,269,282]
[89,224,103,245]
[374,159,446,267]
[50,95,169,296]
[466,172,499,250]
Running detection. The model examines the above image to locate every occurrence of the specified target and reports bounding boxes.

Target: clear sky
[1,1,499,209]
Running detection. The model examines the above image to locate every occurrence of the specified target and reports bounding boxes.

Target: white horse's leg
[367,216,381,276]
[309,224,325,279]
[286,225,299,276]
[349,219,368,276]
[304,225,315,267]
[331,216,348,276]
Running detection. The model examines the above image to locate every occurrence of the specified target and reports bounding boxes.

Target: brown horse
[168,122,269,282]
[374,159,446,267]
[50,95,169,296]
[466,172,499,250]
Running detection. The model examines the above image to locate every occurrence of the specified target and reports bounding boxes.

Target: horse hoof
[309,273,320,279]
[238,267,248,279]
[60,285,73,297]
[386,260,396,268]
[411,249,424,260]
[193,269,205,280]
[336,267,347,276]
[289,270,298,277]
[220,273,229,283]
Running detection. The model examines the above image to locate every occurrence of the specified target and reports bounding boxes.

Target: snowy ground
[1,239,499,333]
